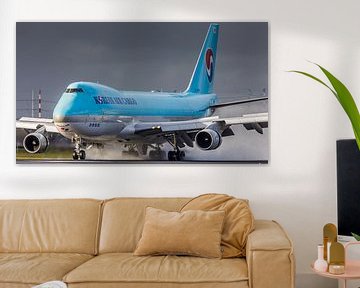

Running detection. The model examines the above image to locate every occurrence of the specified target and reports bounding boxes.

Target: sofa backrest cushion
[0,199,102,254]
[181,194,254,258]
[99,198,189,253]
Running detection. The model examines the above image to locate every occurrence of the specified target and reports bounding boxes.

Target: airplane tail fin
[184,23,219,95]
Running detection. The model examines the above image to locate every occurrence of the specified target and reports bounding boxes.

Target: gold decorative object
[329,242,345,265]
[328,264,345,274]
[323,223,337,261]
[329,242,345,274]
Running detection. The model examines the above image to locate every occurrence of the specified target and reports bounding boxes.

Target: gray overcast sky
[16,22,269,161]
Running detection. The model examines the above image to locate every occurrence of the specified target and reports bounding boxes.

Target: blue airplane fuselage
[53,82,218,141]
[54,82,217,120]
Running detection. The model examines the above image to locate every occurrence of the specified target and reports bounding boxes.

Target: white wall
[1,1,359,287]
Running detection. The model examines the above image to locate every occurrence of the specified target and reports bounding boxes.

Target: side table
[311,242,360,288]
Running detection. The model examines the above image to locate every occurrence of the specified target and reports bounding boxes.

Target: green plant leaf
[289,64,360,150]
[315,65,360,149]
[351,232,360,241]
[289,70,337,98]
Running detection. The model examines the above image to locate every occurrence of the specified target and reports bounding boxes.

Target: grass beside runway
[16,148,73,160]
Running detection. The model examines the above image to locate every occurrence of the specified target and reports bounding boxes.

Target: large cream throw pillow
[134,207,225,258]
[181,194,254,258]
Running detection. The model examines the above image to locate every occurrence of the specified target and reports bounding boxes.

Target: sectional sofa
[0,198,294,288]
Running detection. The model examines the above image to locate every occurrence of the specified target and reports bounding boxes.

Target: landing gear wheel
[166,133,186,161]
[176,150,185,161]
[72,151,78,160]
[149,150,165,160]
[168,151,177,161]
[72,135,87,161]
[79,150,86,160]
[168,150,185,161]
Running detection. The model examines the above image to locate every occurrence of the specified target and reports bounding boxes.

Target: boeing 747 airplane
[16,23,268,161]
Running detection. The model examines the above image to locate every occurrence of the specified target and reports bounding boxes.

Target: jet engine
[23,132,49,153]
[195,129,222,150]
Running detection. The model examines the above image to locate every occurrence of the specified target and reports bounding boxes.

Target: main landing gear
[167,133,185,161]
[168,149,185,161]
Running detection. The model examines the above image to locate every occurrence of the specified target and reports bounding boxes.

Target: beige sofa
[0,198,295,288]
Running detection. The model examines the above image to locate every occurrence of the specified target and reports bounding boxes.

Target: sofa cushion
[63,253,248,285]
[134,207,225,258]
[99,198,190,253]
[0,199,103,254]
[0,253,93,285]
[181,194,254,258]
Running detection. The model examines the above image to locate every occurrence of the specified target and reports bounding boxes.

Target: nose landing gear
[72,136,86,160]
[72,149,86,160]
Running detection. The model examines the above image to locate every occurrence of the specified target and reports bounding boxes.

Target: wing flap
[218,113,268,125]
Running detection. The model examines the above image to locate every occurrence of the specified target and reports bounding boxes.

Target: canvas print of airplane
[16,22,268,163]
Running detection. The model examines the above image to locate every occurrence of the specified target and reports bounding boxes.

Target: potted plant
[291,63,360,241]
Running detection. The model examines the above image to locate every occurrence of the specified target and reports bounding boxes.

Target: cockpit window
[65,88,84,93]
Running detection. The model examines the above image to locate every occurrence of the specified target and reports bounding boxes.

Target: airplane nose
[53,90,79,123]
[53,96,73,123]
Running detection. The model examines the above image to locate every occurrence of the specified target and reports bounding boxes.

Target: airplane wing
[134,113,268,133]
[16,117,59,133]
[133,112,268,148]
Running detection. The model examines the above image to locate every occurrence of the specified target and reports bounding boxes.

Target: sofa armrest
[246,220,295,288]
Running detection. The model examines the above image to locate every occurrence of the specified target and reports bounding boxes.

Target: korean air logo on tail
[205,48,214,83]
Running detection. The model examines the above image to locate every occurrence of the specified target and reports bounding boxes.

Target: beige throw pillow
[134,207,225,258]
[181,194,255,258]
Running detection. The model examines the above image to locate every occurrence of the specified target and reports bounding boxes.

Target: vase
[314,244,328,272]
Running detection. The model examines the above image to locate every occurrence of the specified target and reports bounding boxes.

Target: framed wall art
[16,22,268,163]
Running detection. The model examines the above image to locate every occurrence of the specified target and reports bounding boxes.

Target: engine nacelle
[23,133,49,153]
[195,129,222,150]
